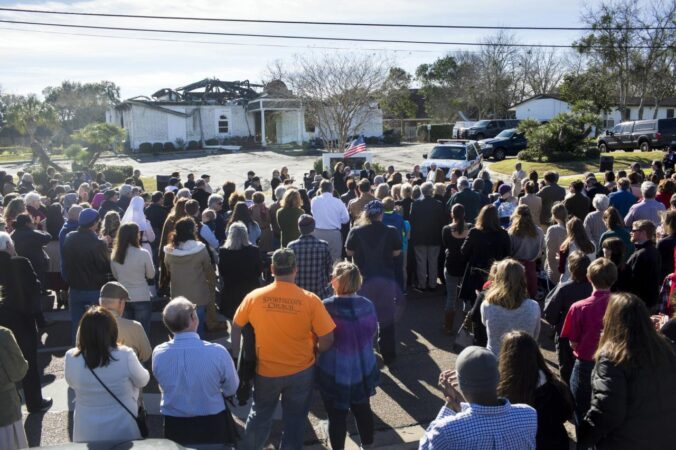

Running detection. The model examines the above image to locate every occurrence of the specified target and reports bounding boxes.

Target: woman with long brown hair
[558,217,596,283]
[598,206,634,260]
[65,306,149,443]
[158,197,189,293]
[441,203,469,334]
[578,292,676,449]
[99,210,121,252]
[508,205,544,299]
[110,223,155,336]
[459,204,511,304]
[277,189,304,247]
[480,259,541,355]
[498,331,573,450]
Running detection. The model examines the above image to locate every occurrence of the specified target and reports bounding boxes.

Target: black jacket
[0,253,41,315]
[534,380,574,450]
[579,354,676,449]
[98,200,123,217]
[192,189,210,212]
[459,227,511,301]
[626,241,661,307]
[11,227,51,279]
[448,189,482,223]
[409,197,447,246]
[62,229,111,290]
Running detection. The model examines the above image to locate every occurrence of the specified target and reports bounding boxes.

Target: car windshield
[474,120,490,127]
[496,129,515,138]
[430,146,466,160]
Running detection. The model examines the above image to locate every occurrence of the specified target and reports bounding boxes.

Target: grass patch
[140,176,158,193]
[490,150,665,177]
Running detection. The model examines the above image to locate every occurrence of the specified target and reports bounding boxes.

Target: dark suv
[462,119,520,140]
[598,118,676,152]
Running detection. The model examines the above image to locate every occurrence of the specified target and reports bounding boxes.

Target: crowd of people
[0,155,676,450]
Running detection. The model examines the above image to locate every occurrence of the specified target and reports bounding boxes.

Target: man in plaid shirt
[288,215,333,299]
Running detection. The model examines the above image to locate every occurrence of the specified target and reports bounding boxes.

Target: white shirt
[311,192,350,230]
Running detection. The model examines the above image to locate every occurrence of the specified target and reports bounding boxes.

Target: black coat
[192,189,210,212]
[626,241,661,307]
[459,227,511,301]
[0,253,41,315]
[534,380,574,450]
[11,227,51,281]
[409,197,447,246]
[579,354,676,450]
[62,229,111,290]
[218,245,262,318]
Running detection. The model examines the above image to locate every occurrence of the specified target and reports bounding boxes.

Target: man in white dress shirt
[310,179,350,262]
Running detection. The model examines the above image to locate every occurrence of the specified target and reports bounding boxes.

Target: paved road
[22,288,564,449]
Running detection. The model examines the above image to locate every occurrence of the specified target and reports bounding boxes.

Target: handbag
[87,365,149,438]
[454,312,475,349]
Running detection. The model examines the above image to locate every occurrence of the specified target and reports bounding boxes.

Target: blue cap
[78,208,100,227]
[364,200,384,217]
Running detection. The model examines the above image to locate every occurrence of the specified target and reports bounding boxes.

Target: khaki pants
[313,228,343,263]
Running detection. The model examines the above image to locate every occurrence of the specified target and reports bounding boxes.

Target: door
[606,124,623,150]
[619,122,634,149]
[510,133,527,154]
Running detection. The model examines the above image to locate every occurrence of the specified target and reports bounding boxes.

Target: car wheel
[598,143,607,153]
[494,148,506,161]
[639,141,650,152]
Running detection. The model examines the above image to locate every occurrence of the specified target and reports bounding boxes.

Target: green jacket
[0,326,28,426]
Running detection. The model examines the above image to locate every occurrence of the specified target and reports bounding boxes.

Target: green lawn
[489,150,665,177]
[140,176,158,193]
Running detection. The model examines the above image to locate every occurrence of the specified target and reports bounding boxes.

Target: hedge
[91,164,134,184]
[205,138,219,145]
[187,140,200,150]
[139,142,152,153]
[416,124,453,142]
[163,142,176,152]
[152,142,164,153]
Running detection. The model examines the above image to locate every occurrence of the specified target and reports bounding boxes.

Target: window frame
[218,114,229,134]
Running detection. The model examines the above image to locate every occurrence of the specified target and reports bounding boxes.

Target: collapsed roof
[150,78,264,105]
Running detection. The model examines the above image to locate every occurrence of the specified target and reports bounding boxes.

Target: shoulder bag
[87,365,149,438]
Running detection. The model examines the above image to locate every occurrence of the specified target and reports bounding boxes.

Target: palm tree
[5,95,65,171]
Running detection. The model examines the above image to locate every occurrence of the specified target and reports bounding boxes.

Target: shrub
[174,138,186,151]
[187,140,200,150]
[92,164,133,184]
[382,129,401,145]
[416,123,453,142]
[139,142,152,153]
[313,158,323,174]
[364,136,380,145]
[584,146,601,159]
[205,138,219,146]
[152,142,164,153]
[163,142,176,152]
[517,150,541,162]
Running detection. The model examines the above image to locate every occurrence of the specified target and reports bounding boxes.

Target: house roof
[509,94,563,110]
[509,94,676,110]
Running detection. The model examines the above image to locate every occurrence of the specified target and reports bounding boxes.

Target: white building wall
[315,107,384,140]
[511,99,571,121]
[131,106,168,147]
[277,111,302,144]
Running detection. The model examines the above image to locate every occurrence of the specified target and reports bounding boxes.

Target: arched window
[218,114,229,133]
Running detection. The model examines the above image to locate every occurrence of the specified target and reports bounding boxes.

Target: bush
[152,142,164,153]
[163,142,176,152]
[314,158,324,174]
[187,140,200,150]
[205,138,219,145]
[517,150,542,162]
[416,123,453,142]
[584,146,601,159]
[92,164,133,184]
[547,151,577,162]
[139,142,152,153]
[364,136,380,145]
[382,129,401,145]
[174,138,186,151]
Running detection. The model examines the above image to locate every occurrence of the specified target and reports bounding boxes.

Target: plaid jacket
[288,234,333,299]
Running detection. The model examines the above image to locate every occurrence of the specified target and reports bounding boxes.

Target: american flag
[344,135,366,158]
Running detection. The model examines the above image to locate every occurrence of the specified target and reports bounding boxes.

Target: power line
[0,26,446,53]
[1,6,674,31]
[0,19,671,49]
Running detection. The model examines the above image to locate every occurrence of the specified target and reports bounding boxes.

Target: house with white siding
[509,94,676,130]
[106,78,383,151]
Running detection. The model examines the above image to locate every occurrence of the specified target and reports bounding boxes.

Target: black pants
[0,308,43,410]
[164,410,231,445]
[322,398,374,450]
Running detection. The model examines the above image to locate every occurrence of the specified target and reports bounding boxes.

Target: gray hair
[374,175,385,186]
[244,187,256,200]
[374,183,390,200]
[421,181,434,197]
[458,176,470,189]
[162,297,195,333]
[592,194,610,212]
[208,194,224,208]
[274,186,287,202]
[24,192,41,207]
[176,188,192,199]
[0,231,12,252]
[641,181,657,199]
[67,204,83,222]
[224,221,250,250]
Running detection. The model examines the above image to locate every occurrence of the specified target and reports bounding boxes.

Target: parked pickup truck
[420,140,483,180]
[478,128,527,161]
[597,118,676,152]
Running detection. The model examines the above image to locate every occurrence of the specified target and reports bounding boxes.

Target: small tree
[518,101,601,161]
[283,53,390,152]
[5,95,65,171]
[68,122,125,169]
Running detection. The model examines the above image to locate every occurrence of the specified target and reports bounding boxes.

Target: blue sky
[0,0,595,98]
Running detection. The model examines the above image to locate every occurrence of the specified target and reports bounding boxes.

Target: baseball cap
[455,346,499,396]
[272,248,296,272]
[78,208,100,227]
[100,281,129,300]
[498,184,512,196]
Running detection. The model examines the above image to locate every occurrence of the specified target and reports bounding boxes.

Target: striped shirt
[419,401,537,450]
[152,332,239,417]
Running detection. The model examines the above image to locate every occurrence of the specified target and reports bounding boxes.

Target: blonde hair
[281,189,301,209]
[484,259,528,309]
[332,261,363,295]
[508,204,537,238]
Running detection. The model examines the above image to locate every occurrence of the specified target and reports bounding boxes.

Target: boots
[444,311,456,335]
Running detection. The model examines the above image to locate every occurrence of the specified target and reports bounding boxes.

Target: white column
[297,109,303,144]
[260,109,266,146]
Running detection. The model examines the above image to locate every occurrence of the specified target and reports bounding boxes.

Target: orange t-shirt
[233,280,336,377]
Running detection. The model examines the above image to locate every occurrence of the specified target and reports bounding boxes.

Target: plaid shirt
[419,401,536,450]
[288,234,333,299]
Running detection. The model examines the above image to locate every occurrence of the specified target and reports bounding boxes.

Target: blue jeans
[69,289,100,344]
[443,270,463,312]
[240,366,314,450]
[123,301,153,338]
[196,306,206,338]
[570,358,595,449]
